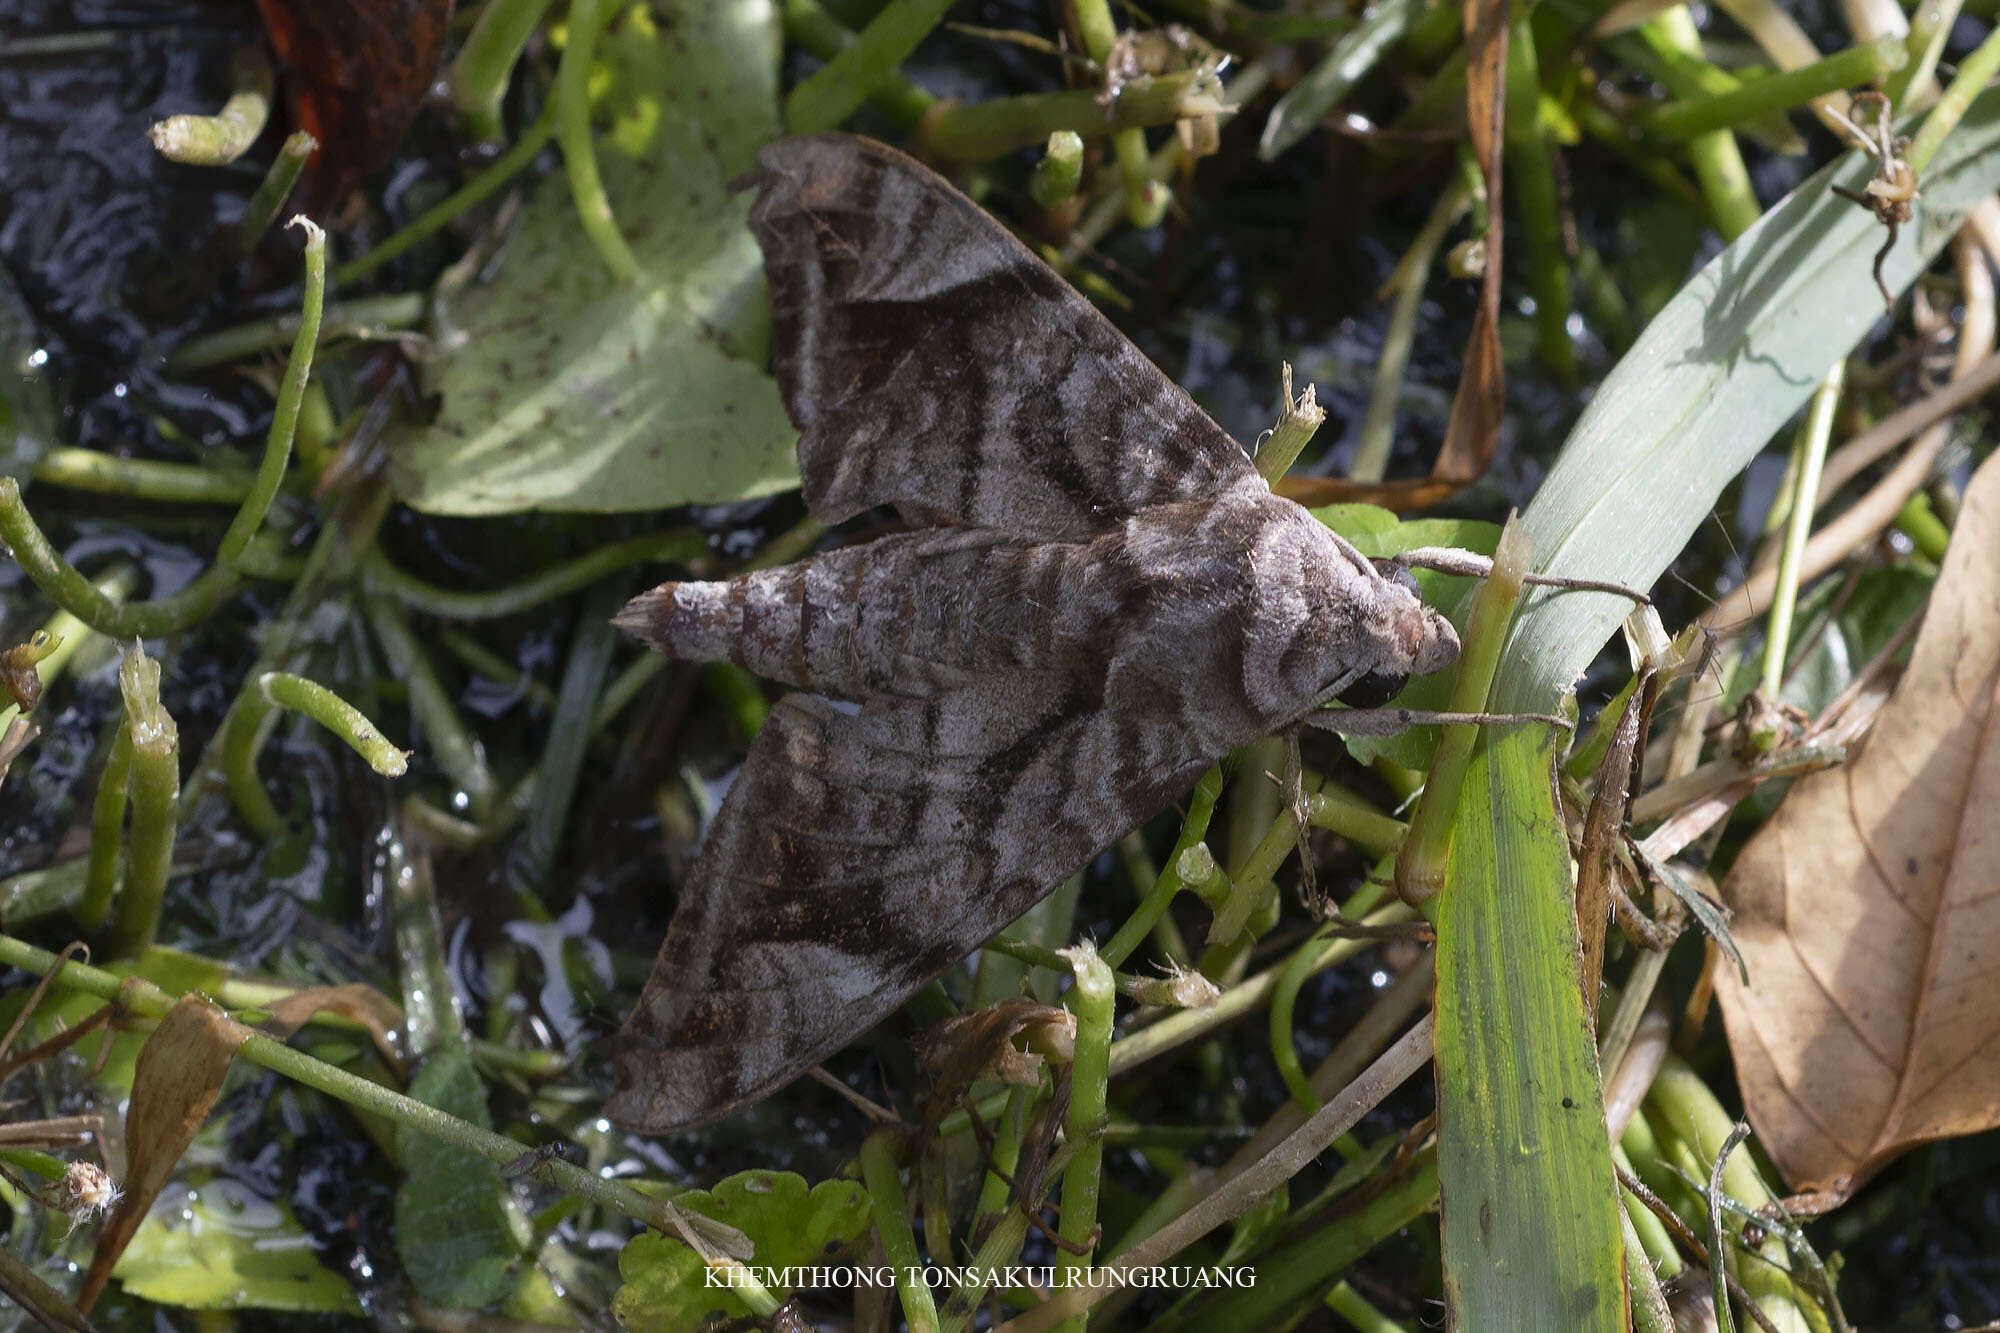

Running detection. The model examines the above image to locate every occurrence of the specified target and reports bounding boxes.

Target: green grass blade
[1436,725,1624,1327]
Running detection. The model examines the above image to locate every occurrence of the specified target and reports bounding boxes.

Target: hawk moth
[604,133,1461,1133]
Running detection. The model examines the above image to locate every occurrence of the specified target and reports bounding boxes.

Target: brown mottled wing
[743,133,1258,539]
[605,684,1211,1133]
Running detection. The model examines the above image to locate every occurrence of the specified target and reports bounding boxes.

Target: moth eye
[1370,558,1420,596]
[1336,669,1408,709]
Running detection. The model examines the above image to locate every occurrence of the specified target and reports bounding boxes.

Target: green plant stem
[1886,0,1962,106]
[1762,363,1842,698]
[0,478,245,636]
[438,629,556,709]
[1907,20,2000,172]
[0,569,131,737]
[0,932,722,1251]
[861,1130,941,1333]
[1894,490,1951,561]
[1624,1205,1677,1333]
[1395,518,1530,906]
[1056,944,1115,1333]
[789,0,954,132]
[148,47,271,164]
[338,99,560,285]
[224,672,410,838]
[554,0,640,283]
[1029,130,1085,209]
[1506,19,1577,381]
[169,293,421,370]
[1259,0,1420,160]
[220,218,325,566]
[1305,786,1407,858]
[1326,1281,1411,1333]
[781,0,937,127]
[78,727,132,931]
[918,71,1220,163]
[1648,8,1761,239]
[106,649,178,959]
[1269,927,1330,1114]
[365,532,703,620]
[1644,36,1908,142]
[29,447,251,504]
[363,594,498,818]
[488,653,665,838]
[236,132,319,255]
[449,0,555,140]
[1099,766,1220,967]
[1610,16,1802,153]
[1355,183,1468,481]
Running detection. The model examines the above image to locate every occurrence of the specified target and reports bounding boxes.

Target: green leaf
[1433,726,1624,1328]
[1492,86,2000,714]
[392,0,794,515]
[393,1044,523,1307]
[114,1176,360,1314]
[612,1171,871,1330]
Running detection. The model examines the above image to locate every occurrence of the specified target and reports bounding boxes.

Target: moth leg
[1390,547,1652,606]
[1303,706,1572,738]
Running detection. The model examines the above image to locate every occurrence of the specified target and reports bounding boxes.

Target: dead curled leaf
[257,981,407,1075]
[1717,449,2000,1202]
[79,995,252,1312]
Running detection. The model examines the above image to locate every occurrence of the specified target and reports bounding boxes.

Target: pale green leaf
[115,1177,360,1314]
[613,1171,871,1330]
[392,0,793,515]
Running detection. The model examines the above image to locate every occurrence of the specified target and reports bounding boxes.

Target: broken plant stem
[1029,131,1085,209]
[224,673,409,838]
[220,217,325,567]
[236,132,317,255]
[0,931,730,1271]
[1762,362,1843,699]
[338,99,560,285]
[861,1130,941,1333]
[1255,365,1326,484]
[554,0,639,283]
[1057,943,1115,1331]
[105,647,178,959]
[148,46,271,164]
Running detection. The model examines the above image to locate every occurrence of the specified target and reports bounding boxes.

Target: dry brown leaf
[79,995,252,1311]
[258,981,407,1075]
[1717,449,2000,1201]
